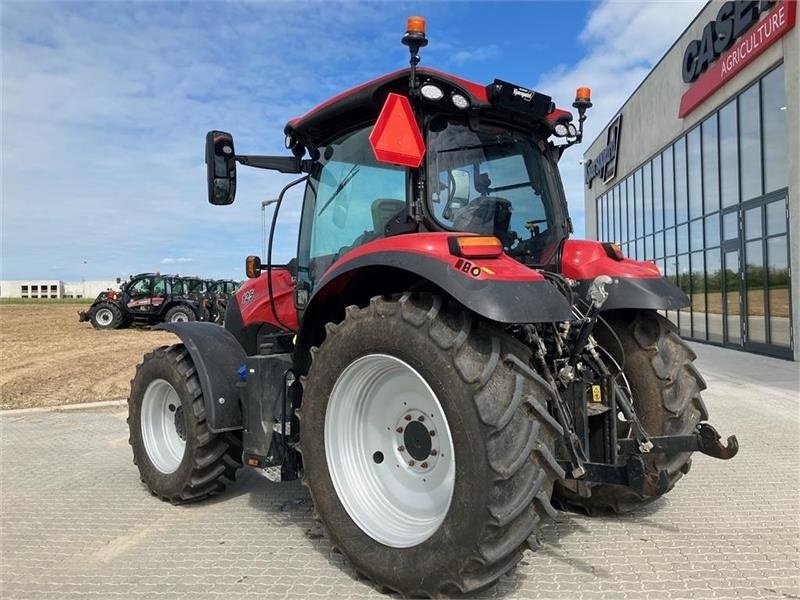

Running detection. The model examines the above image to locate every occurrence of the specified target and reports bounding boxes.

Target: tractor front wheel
[300,294,564,596]
[128,344,242,503]
[90,302,124,330]
[165,305,196,323]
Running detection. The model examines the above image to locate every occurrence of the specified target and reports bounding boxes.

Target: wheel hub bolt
[417,415,425,422]
[429,430,436,437]
[430,449,437,456]
[421,462,428,468]
[396,427,403,433]
[398,446,405,452]
[404,415,412,421]
[408,460,415,466]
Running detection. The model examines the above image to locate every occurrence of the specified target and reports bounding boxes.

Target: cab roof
[284,67,572,148]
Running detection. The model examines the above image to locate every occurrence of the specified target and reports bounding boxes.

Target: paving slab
[1,343,798,599]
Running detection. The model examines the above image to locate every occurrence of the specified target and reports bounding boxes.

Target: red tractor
[128,18,737,595]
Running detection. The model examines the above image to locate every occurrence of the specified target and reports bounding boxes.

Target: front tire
[553,309,708,515]
[128,344,242,503]
[300,294,564,595]
[165,305,196,323]
[90,302,123,330]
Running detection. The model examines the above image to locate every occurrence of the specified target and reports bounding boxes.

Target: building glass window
[677,254,691,337]
[761,65,788,193]
[634,168,644,240]
[626,176,635,240]
[706,248,723,343]
[689,218,704,251]
[653,153,663,232]
[691,251,707,340]
[701,113,719,213]
[687,127,702,219]
[662,146,675,228]
[705,214,720,247]
[643,161,653,236]
[767,235,790,347]
[674,137,688,223]
[738,83,762,202]
[620,178,628,240]
[719,100,739,208]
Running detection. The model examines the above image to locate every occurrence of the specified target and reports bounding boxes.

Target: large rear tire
[300,294,564,596]
[128,344,242,503]
[553,309,708,515]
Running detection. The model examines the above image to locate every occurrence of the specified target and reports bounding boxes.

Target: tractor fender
[306,233,574,324]
[560,240,689,310]
[155,322,246,432]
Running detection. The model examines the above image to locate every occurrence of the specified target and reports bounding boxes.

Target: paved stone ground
[1,343,798,599]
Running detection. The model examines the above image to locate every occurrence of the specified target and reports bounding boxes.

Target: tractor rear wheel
[128,344,242,503]
[165,305,196,323]
[553,309,708,515]
[300,294,564,596]
[90,302,123,330]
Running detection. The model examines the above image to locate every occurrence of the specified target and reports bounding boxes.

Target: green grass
[0,298,93,305]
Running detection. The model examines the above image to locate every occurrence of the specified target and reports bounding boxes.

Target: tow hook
[696,422,739,459]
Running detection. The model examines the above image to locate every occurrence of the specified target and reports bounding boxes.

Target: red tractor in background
[128,18,737,596]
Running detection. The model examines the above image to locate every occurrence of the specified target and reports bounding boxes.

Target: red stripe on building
[678,0,797,118]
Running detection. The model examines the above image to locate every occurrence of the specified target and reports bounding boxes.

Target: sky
[1,0,705,281]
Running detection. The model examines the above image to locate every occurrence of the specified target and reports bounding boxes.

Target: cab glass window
[152,278,166,296]
[426,118,565,264]
[129,278,151,298]
[299,126,406,282]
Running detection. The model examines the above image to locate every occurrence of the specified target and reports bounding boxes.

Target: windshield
[426,119,567,264]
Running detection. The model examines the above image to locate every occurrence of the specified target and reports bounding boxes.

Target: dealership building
[584,0,798,360]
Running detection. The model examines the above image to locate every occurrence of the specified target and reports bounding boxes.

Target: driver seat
[371,199,405,235]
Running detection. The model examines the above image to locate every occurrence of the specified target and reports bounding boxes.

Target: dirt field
[0,303,175,409]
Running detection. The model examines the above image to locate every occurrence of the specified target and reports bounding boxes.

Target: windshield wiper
[318,165,360,215]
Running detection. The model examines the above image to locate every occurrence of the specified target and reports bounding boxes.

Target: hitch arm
[618,423,739,460]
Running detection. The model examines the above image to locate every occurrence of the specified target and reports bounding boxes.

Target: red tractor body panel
[236,268,299,331]
[324,232,547,283]
[560,240,661,280]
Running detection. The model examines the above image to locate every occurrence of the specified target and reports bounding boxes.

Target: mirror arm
[236,155,312,174]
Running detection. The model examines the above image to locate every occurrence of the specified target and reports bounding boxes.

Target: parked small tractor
[128,18,738,595]
[79,273,206,329]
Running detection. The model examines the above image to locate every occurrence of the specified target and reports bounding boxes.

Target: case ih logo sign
[679,0,797,117]
[585,114,622,189]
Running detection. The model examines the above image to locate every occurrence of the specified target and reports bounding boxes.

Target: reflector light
[575,86,592,102]
[406,16,426,33]
[420,84,444,100]
[451,236,503,258]
[451,93,469,109]
[369,93,426,168]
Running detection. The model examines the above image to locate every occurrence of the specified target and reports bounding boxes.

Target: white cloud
[536,0,706,237]
[160,257,193,265]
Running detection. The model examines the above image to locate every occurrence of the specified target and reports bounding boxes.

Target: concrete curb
[1,399,127,415]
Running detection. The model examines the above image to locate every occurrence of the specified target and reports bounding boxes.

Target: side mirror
[245,255,262,279]
[206,130,237,205]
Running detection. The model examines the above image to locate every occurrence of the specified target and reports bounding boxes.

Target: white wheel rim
[141,379,186,473]
[95,308,114,326]
[170,312,188,322]
[324,354,455,548]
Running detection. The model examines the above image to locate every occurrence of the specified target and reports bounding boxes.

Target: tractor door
[150,276,167,313]
[296,124,408,294]
[126,276,155,314]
